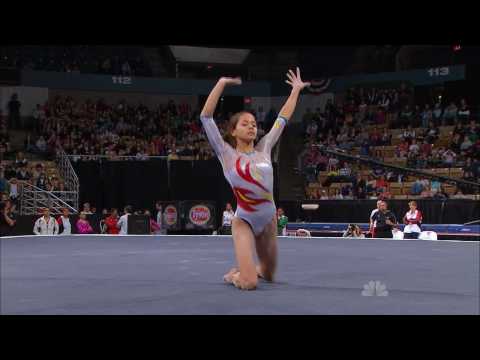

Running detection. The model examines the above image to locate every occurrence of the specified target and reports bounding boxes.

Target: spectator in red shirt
[105,208,120,234]
[376,175,389,193]
[420,140,432,156]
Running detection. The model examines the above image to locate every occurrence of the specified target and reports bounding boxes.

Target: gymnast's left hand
[285,67,311,91]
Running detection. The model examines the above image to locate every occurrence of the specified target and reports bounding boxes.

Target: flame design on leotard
[233,187,271,212]
[235,157,268,192]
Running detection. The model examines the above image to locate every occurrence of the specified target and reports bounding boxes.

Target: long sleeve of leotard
[255,116,287,155]
[200,115,233,164]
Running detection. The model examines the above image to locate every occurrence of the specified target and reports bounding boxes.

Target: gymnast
[200,67,310,290]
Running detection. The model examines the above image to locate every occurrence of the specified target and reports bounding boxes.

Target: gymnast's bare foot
[223,267,239,284]
[232,272,257,291]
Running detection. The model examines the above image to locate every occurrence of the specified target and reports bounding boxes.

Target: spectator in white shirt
[409,139,420,154]
[155,201,163,231]
[8,177,19,202]
[220,202,235,235]
[33,208,59,235]
[117,205,132,235]
[320,190,329,200]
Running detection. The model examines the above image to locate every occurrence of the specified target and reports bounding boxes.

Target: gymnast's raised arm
[279,67,311,120]
[200,77,242,160]
[257,67,310,153]
[201,77,242,118]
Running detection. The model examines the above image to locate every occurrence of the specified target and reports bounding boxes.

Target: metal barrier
[56,147,79,211]
[20,182,77,215]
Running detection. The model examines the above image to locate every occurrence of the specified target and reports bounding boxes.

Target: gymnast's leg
[226,216,258,290]
[254,216,278,282]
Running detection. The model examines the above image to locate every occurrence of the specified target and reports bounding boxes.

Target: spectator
[403,201,423,239]
[420,185,434,199]
[443,102,458,124]
[220,202,235,235]
[432,101,443,124]
[369,200,382,237]
[8,177,19,202]
[277,207,288,236]
[0,171,8,194]
[33,208,59,235]
[442,149,457,167]
[375,175,389,193]
[76,212,94,234]
[333,188,344,199]
[421,104,433,128]
[155,202,163,232]
[56,208,72,235]
[0,200,16,237]
[402,125,416,143]
[8,93,21,129]
[32,104,46,134]
[36,173,49,190]
[14,152,28,168]
[409,139,420,155]
[457,98,470,123]
[342,224,365,238]
[105,208,120,235]
[430,178,442,194]
[371,201,397,239]
[410,179,424,196]
[319,190,329,200]
[117,205,132,235]
[399,105,413,128]
[82,203,93,215]
[143,210,160,234]
[451,188,468,199]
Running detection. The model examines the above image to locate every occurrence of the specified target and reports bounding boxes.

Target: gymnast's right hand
[219,77,242,86]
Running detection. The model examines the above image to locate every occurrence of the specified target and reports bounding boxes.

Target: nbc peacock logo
[361,281,389,297]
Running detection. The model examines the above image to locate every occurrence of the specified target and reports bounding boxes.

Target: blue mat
[1,235,478,315]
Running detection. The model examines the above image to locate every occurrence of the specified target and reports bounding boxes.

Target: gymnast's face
[232,113,257,144]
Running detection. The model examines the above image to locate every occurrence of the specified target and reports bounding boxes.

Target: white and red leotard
[200,115,286,236]
[403,209,423,234]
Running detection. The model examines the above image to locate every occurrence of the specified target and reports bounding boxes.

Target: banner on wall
[181,201,216,230]
[157,201,181,231]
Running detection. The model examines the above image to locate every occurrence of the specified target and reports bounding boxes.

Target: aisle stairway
[278,122,306,201]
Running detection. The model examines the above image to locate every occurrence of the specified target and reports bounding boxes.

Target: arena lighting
[169,46,250,64]
[453,44,462,52]
[302,204,319,211]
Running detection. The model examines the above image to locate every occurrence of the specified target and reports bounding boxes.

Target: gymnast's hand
[285,67,311,91]
[219,77,242,86]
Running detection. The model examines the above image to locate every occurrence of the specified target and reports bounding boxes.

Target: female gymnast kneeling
[200,68,310,290]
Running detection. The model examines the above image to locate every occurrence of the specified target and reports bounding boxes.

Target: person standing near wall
[0,201,16,237]
[56,208,72,235]
[403,201,423,239]
[117,205,132,235]
[220,202,235,235]
[8,94,21,130]
[33,208,59,235]
[371,201,397,239]
[277,208,289,236]
[369,200,382,238]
